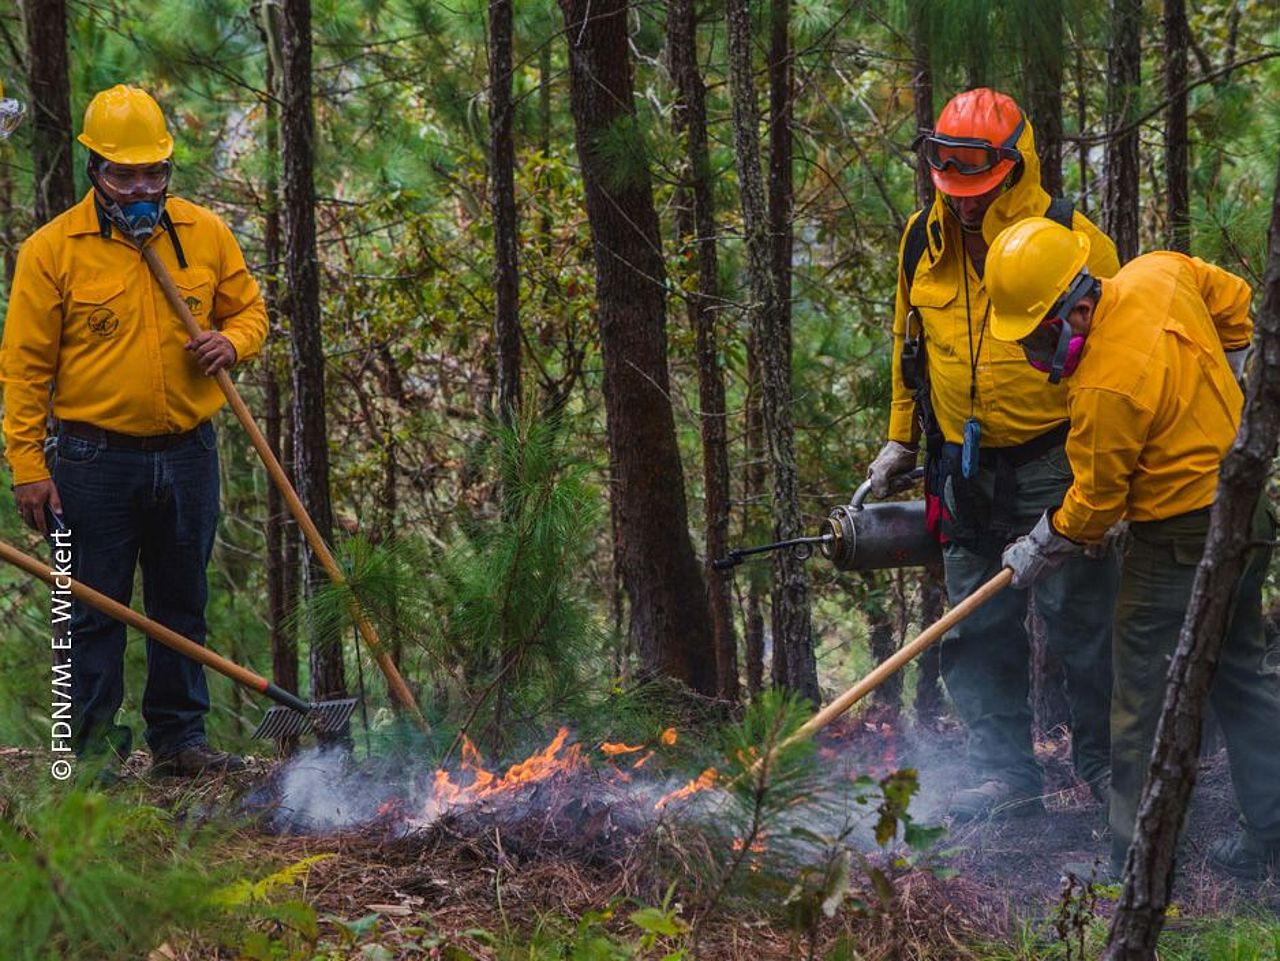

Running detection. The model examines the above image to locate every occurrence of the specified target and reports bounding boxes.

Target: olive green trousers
[1109,501,1280,872]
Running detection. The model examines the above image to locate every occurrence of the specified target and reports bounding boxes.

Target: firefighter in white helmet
[987,216,1280,881]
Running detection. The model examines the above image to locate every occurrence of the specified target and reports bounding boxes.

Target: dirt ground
[5,719,1277,959]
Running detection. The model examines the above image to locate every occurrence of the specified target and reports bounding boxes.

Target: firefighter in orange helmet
[988,217,1280,880]
[866,88,1121,820]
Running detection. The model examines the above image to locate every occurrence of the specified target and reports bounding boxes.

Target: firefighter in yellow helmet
[1,79,25,140]
[867,88,1121,820]
[0,85,267,784]
[988,216,1280,881]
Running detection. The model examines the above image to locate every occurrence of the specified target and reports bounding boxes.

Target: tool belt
[59,419,204,452]
[926,421,1070,557]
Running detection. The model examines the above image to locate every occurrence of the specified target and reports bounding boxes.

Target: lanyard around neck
[961,243,990,409]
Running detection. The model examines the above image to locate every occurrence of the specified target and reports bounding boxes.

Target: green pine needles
[303,412,602,749]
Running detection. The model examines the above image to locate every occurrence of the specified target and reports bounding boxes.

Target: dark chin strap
[1045,272,1099,384]
[1047,319,1075,385]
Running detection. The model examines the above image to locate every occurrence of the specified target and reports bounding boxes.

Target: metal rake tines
[252,698,358,740]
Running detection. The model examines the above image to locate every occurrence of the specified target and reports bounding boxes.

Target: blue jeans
[54,422,220,759]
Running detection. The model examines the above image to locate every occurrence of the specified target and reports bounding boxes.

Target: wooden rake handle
[2,540,268,697]
[141,244,429,732]
[751,569,1012,781]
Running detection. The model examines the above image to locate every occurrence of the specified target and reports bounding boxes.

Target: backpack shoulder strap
[1044,196,1075,230]
[901,208,930,293]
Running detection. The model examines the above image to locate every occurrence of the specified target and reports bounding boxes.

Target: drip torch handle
[851,466,926,510]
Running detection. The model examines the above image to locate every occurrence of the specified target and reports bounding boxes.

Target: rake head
[252,698,358,740]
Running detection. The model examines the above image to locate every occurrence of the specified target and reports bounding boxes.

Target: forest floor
[4,719,1276,960]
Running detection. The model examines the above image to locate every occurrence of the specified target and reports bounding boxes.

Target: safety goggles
[0,98,25,139]
[913,115,1025,176]
[97,160,172,195]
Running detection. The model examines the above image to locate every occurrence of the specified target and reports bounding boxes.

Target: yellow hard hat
[987,217,1091,342]
[1,79,26,140]
[78,84,174,164]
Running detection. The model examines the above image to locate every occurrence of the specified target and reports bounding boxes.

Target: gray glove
[868,440,918,498]
[1085,520,1130,559]
[1001,511,1084,590]
[1225,347,1249,381]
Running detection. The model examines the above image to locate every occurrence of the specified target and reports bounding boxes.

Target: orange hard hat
[919,88,1024,198]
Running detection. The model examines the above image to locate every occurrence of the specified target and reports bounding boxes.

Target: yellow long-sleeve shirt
[1,192,268,485]
[887,115,1121,447]
[1051,252,1253,543]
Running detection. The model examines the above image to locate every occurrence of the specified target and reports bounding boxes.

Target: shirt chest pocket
[909,275,960,360]
[68,279,128,343]
[170,268,216,332]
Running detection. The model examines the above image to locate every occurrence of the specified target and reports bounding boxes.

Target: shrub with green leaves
[0,787,229,961]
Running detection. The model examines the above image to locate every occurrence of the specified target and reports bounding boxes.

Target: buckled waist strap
[59,420,203,452]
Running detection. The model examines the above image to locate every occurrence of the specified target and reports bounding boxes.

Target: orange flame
[600,741,645,756]
[428,727,586,813]
[655,767,717,810]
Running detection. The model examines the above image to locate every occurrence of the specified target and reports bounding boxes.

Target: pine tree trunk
[1104,0,1142,263]
[1076,46,1091,214]
[744,337,767,697]
[1022,2,1064,198]
[669,0,739,701]
[280,0,346,707]
[559,0,716,695]
[1164,0,1190,252]
[908,0,935,210]
[489,0,521,423]
[21,0,76,224]
[1105,156,1280,958]
[258,4,299,732]
[867,573,902,712]
[913,563,946,724]
[727,0,817,702]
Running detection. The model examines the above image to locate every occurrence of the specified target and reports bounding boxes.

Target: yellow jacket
[888,117,1121,446]
[1,192,267,485]
[1052,253,1252,543]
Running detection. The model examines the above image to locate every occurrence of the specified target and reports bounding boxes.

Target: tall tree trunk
[1105,154,1280,960]
[913,564,946,723]
[559,0,716,695]
[21,0,75,224]
[669,0,738,701]
[260,7,299,719]
[908,0,935,210]
[1021,1,1064,198]
[1163,0,1190,252]
[1,159,17,287]
[1104,0,1142,263]
[489,0,521,423]
[866,574,902,712]
[280,0,346,708]
[744,339,766,696]
[1076,46,1091,214]
[727,0,817,702]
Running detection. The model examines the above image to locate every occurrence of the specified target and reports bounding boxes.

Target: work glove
[1225,347,1250,382]
[1001,511,1084,590]
[868,440,918,499]
[1085,520,1130,559]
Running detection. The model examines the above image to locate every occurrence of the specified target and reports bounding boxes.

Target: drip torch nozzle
[712,533,834,571]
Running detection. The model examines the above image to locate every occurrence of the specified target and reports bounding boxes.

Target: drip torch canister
[820,474,940,572]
